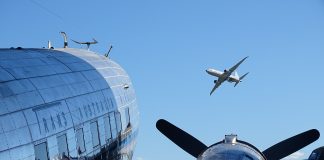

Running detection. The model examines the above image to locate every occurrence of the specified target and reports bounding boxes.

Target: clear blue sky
[1,0,324,159]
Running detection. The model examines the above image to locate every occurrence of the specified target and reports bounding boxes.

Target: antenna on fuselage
[48,40,52,49]
[104,44,113,58]
[60,31,68,48]
[71,38,98,50]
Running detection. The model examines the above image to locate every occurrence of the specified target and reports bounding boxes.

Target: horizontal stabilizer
[240,72,249,81]
[234,81,239,87]
[234,72,248,87]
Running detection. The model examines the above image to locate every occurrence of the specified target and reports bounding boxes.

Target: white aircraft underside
[206,56,249,95]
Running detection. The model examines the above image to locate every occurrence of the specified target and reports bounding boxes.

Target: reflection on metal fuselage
[0,48,139,160]
[198,135,266,160]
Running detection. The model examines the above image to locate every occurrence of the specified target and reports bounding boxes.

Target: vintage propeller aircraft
[156,119,320,160]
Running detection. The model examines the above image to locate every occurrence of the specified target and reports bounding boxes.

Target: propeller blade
[156,119,208,158]
[263,129,320,160]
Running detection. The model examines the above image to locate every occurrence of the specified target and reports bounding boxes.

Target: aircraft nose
[206,69,212,74]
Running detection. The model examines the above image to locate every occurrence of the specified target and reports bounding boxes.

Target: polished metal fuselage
[0,48,139,160]
[198,135,266,160]
[198,142,266,160]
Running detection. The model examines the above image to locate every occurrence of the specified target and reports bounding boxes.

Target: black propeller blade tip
[263,129,320,160]
[156,119,208,158]
[156,119,166,129]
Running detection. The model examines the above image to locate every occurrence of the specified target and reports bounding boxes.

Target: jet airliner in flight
[206,56,249,95]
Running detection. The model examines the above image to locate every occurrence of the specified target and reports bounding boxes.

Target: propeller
[156,119,208,158]
[156,119,320,160]
[263,129,320,160]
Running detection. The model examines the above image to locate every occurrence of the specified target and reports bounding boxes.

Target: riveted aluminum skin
[0,48,138,160]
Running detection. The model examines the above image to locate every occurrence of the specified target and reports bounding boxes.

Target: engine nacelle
[214,80,217,84]
[198,135,266,160]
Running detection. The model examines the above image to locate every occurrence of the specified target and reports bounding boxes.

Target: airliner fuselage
[206,69,240,83]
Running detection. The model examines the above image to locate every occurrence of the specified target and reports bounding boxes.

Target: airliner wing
[228,56,249,73]
[210,80,223,95]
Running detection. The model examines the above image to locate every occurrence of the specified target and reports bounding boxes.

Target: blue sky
[2,0,324,159]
